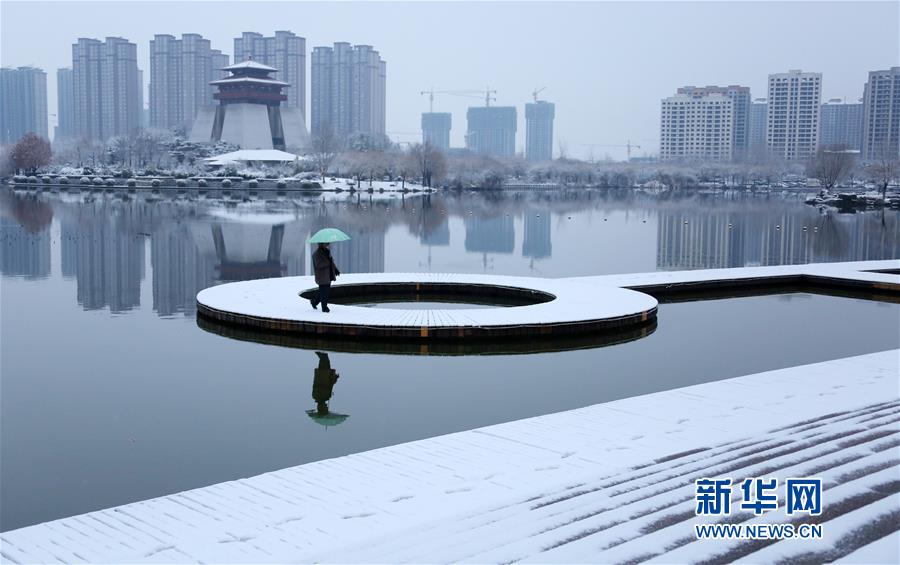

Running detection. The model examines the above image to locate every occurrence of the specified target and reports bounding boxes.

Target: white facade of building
[766,70,821,162]
[862,66,900,160]
[659,93,733,161]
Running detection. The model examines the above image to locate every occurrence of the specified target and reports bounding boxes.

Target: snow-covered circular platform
[196,273,658,341]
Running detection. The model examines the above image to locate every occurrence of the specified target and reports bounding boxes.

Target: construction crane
[532,86,547,103]
[420,87,498,111]
[581,140,643,162]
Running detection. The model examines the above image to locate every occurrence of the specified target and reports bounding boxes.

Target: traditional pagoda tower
[190,59,309,150]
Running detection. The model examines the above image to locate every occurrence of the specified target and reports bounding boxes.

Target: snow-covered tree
[865,143,899,200]
[309,126,339,181]
[10,133,51,173]
[409,142,447,188]
[807,146,856,191]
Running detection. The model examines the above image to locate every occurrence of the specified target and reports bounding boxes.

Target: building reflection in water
[151,225,217,317]
[656,207,899,270]
[4,191,896,319]
[522,208,552,260]
[0,193,53,279]
[310,206,386,275]
[1,218,51,279]
[59,203,149,312]
[417,195,450,247]
[421,215,450,247]
[465,215,515,254]
[157,213,309,316]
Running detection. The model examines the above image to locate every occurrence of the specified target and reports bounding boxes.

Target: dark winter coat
[312,352,339,403]
[313,246,340,286]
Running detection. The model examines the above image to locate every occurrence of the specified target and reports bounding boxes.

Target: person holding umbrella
[308,228,350,313]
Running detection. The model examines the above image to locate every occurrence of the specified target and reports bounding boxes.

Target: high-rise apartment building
[310,42,386,140]
[466,106,517,157]
[149,33,229,129]
[659,92,733,161]
[72,37,142,140]
[421,112,451,149]
[525,100,555,161]
[677,85,750,160]
[56,68,74,140]
[0,66,48,143]
[234,31,305,115]
[766,70,821,161]
[748,98,767,155]
[820,99,864,150]
[211,51,229,79]
[862,67,900,160]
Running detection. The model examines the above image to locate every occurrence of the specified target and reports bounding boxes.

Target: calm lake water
[1,188,898,531]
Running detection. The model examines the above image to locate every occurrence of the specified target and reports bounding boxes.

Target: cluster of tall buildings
[420,98,555,162]
[1,31,387,150]
[311,43,387,139]
[660,67,900,163]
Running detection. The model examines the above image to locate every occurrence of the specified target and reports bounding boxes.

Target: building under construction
[525,100,555,161]
[466,106,517,157]
[421,112,451,149]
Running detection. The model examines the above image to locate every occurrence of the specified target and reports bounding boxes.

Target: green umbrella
[305,410,350,427]
[308,228,351,244]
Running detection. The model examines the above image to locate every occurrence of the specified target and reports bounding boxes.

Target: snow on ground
[315,177,427,193]
[1,350,897,564]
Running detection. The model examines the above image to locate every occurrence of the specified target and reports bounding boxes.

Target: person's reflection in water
[306,352,349,428]
[313,352,339,414]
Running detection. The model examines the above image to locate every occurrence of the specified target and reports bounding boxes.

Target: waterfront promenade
[2,348,897,563]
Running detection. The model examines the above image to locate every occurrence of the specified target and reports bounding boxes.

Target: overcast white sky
[2,0,898,159]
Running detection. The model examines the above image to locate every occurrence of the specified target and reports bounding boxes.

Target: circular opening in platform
[298,282,556,309]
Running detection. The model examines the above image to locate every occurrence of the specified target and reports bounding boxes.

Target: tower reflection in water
[306,352,349,428]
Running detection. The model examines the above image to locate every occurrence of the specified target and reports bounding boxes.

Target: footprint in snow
[391,495,414,502]
[342,512,375,519]
[445,487,472,494]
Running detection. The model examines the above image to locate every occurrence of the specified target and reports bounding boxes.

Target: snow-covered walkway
[2,350,897,564]
[195,260,898,341]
